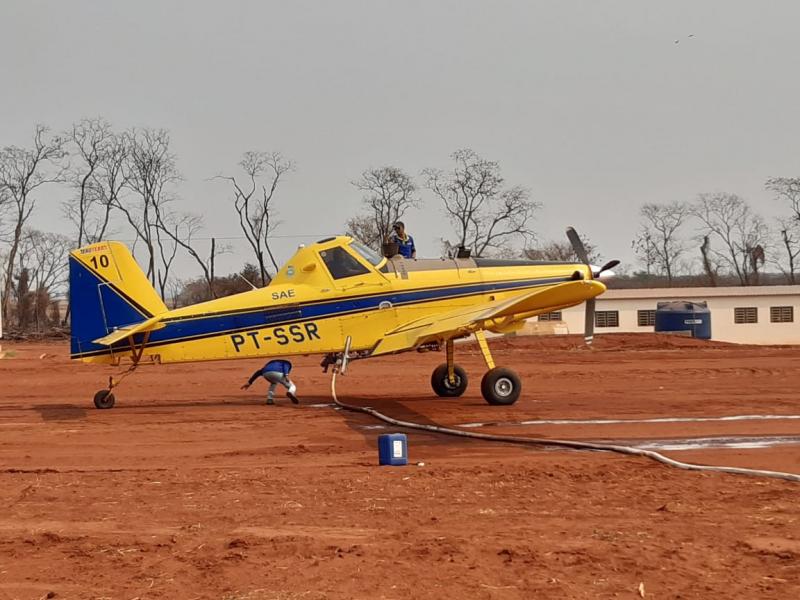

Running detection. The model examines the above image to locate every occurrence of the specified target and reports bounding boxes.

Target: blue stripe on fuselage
[73,275,570,357]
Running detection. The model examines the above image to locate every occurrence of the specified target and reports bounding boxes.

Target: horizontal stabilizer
[92,316,165,346]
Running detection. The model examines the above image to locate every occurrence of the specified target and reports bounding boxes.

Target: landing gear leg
[92,333,149,409]
[446,339,456,385]
[94,369,133,410]
[476,330,521,406]
[431,338,468,397]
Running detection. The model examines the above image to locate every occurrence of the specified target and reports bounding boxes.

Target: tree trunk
[700,236,717,287]
[258,250,267,287]
[209,238,217,299]
[782,230,796,285]
[2,218,24,326]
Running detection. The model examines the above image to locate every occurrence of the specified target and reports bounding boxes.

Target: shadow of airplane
[32,404,88,421]
[17,394,499,454]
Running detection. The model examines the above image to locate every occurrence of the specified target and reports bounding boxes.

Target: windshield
[320,247,369,280]
[349,241,384,267]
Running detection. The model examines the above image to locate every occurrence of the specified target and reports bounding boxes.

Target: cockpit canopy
[271,236,387,286]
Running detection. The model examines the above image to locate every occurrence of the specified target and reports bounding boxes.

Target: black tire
[93,390,116,409]
[431,363,468,397]
[481,367,521,406]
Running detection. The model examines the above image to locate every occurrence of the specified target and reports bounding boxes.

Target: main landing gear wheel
[93,390,116,409]
[431,364,468,397]
[481,367,521,406]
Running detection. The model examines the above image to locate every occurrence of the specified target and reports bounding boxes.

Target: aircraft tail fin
[69,241,168,357]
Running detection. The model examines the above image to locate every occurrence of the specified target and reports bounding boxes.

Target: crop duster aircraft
[69,228,617,409]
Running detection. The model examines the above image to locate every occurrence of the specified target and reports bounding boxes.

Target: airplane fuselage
[72,238,593,366]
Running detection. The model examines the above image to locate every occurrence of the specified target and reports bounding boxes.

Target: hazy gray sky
[2,0,800,275]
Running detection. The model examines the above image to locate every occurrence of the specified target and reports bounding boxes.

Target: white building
[534,286,800,345]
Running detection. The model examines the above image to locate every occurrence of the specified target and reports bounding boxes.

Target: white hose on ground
[330,370,800,483]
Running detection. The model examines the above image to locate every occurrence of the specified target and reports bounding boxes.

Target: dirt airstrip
[1,334,799,599]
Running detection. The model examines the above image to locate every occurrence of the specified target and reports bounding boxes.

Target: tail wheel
[481,367,521,405]
[93,390,116,409]
[431,364,468,397]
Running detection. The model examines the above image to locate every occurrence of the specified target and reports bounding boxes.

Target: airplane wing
[92,315,165,346]
[370,280,605,356]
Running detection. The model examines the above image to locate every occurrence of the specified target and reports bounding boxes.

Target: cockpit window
[350,241,384,267]
[319,247,370,280]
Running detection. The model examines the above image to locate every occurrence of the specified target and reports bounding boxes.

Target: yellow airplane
[69,229,616,409]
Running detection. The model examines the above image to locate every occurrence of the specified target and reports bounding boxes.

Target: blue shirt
[263,359,292,376]
[247,359,293,385]
[390,233,415,258]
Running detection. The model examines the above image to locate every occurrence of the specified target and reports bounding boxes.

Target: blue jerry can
[378,433,408,466]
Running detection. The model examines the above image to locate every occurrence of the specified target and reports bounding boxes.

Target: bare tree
[64,118,129,246]
[153,216,180,300]
[65,118,110,247]
[772,219,800,284]
[16,229,71,295]
[0,248,7,294]
[347,166,419,250]
[0,189,10,293]
[92,131,130,242]
[699,235,718,286]
[632,202,690,285]
[423,149,537,257]
[0,125,67,325]
[524,239,600,263]
[14,229,71,330]
[116,128,181,294]
[0,187,10,236]
[217,151,293,285]
[344,214,380,248]
[692,193,769,286]
[765,177,800,283]
[155,212,227,299]
[166,277,185,310]
[631,229,658,276]
[766,177,800,220]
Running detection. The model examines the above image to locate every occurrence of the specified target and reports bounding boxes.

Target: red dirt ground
[1,333,799,599]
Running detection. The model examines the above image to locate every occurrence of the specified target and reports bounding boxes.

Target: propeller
[566,227,619,347]
[566,227,589,264]
[584,298,596,347]
[595,260,620,278]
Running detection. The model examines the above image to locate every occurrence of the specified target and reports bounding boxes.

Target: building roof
[602,285,800,300]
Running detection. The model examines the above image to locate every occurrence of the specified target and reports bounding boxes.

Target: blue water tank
[378,433,408,466]
[655,301,712,339]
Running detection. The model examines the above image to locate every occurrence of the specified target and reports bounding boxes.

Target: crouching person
[241,358,299,405]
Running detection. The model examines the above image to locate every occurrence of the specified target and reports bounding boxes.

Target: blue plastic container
[655,301,712,340]
[378,433,408,466]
